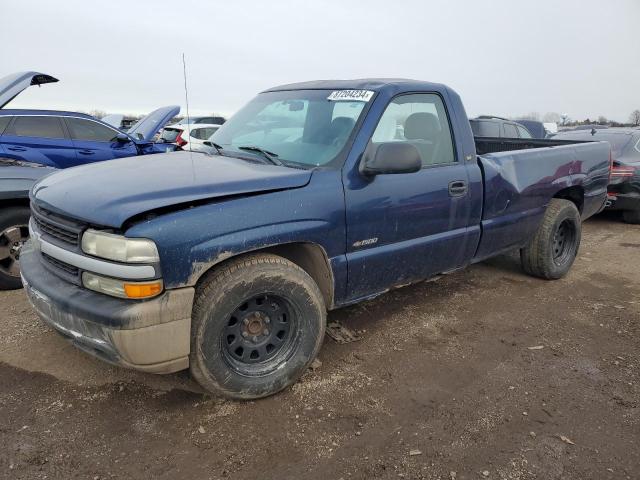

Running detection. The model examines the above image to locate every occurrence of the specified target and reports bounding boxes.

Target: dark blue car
[0,71,179,168]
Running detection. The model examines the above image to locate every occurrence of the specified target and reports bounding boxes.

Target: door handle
[448,180,467,197]
[78,149,95,155]
[7,146,27,152]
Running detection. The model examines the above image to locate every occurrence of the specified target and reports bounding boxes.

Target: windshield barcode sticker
[327,90,374,102]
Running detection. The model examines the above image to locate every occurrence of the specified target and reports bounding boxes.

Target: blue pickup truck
[20,79,610,399]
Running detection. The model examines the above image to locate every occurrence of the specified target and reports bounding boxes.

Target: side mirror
[115,133,130,143]
[360,142,422,176]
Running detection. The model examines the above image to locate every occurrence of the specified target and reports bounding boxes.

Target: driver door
[344,93,475,300]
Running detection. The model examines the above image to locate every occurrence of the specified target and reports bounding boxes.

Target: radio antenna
[182,53,196,179]
[182,53,193,153]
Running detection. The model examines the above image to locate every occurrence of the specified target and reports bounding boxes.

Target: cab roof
[263,78,448,94]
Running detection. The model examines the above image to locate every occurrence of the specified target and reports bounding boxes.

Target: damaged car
[21,79,610,399]
[0,71,180,168]
[0,72,181,286]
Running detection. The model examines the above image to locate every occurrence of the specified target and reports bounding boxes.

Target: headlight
[81,229,159,263]
[82,272,163,299]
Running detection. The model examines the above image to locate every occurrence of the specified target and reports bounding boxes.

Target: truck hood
[31,151,312,228]
[0,71,59,109]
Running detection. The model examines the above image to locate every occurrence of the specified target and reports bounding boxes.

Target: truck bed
[472,140,611,262]
[474,136,588,156]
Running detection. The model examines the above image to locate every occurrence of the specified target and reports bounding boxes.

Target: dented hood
[31,151,312,228]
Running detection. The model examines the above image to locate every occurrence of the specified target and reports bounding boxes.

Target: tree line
[518,110,640,127]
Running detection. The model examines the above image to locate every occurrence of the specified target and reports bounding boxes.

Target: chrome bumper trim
[29,219,156,280]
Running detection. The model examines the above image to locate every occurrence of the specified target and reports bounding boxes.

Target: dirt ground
[1,212,639,480]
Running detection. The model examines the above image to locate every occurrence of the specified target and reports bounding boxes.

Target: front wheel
[0,207,31,290]
[189,253,326,399]
[520,199,581,280]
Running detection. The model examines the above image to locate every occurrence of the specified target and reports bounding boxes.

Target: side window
[0,116,11,135]
[190,127,218,140]
[201,127,218,138]
[66,118,119,142]
[7,116,65,139]
[371,93,456,166]
[517,125,532,139]
[503,123,518,138]
[479,121,500,137]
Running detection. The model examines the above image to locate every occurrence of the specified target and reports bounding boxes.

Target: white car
[158,123,221,151]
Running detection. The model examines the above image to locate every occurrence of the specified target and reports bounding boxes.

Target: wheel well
[197,242,335,309]
[553,186,584,213]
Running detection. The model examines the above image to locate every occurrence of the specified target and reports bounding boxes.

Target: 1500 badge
[352,238,378,248]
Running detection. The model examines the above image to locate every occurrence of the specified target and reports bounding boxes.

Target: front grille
[31,205,84,246]
[42,253,79,276]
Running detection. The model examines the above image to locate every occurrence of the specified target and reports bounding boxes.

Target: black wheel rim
[221,294,297,374]
[552,219,577,266]
[0,224,29,278]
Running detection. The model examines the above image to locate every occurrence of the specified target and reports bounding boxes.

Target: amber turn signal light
[124,281,163,299]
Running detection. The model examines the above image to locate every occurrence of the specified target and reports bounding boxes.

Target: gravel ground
[1,212,639,480]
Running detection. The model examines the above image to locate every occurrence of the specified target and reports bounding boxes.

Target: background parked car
[158,123,221,151]
[0,157,55,289]
[553,128,640,223]
[0,107,179,168]
[174,115,226,126]
[513,119,557,139]
[0,71,180,168]
[0,71,180,285]
[561,124,610,132]
[100,114,139,131]
[469,116,533,138]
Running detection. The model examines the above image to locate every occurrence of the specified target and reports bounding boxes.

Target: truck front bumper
[20,242,195,374]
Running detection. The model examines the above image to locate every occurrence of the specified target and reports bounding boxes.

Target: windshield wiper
[202,140,224,155]
[237,146,284,166]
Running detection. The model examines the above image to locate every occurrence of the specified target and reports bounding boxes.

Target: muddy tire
[0,207,30,290]
[520,199,581,280]
[189,253,326,400]
[622,209,640,224]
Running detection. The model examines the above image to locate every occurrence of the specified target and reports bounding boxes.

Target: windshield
[159,127,181,143]
[210,89,369,167]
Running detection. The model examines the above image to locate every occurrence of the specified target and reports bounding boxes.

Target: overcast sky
[1,0,638,122]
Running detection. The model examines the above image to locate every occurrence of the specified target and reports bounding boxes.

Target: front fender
[123,170,347,292]
[187,220,334,285]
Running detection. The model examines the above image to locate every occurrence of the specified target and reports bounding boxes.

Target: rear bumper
[20,242,195,374]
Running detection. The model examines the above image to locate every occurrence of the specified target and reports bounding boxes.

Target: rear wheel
[520,199,581,280]
[0,207,30,290]
[189,253,326,399]
[622,209,640,224]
